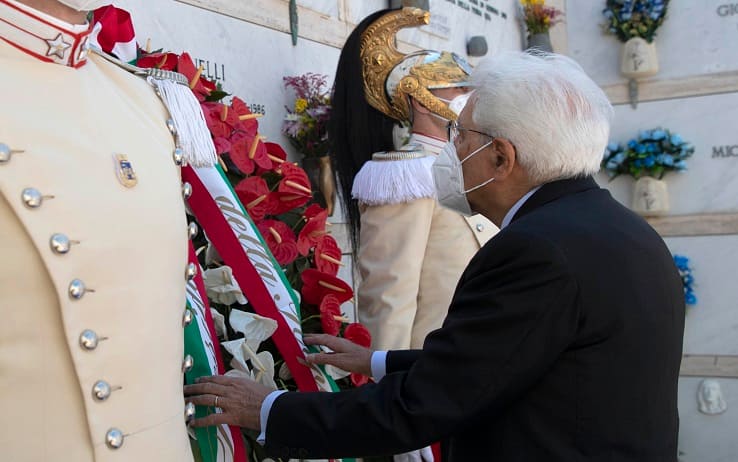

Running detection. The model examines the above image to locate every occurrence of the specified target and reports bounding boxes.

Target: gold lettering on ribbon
[215,195,279,288]
[213,194,333,391]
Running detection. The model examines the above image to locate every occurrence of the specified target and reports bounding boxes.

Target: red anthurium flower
[300,268,353,305]
[297,207,329,255]
[314,235,342,276]
[230,132,272,175]
[212,136,232,156]
[234,176,274,223]
[231,97,259,135]
[350,373,370,387]
[272,163,312,214]
[255,142,287,175]
[136,52,178,71]
[201,102,231,139]
[344,323,372,348]
[256,220,298,266]
[319,294,342,336]
[177,52,216,101]
[303,203,325,220]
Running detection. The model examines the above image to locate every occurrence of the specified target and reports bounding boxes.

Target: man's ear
[490,138,516,180]
[410,96,431,115]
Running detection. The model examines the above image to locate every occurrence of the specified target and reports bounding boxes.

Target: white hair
[470,51,613,184]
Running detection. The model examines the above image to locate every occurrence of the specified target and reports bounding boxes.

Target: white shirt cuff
[371,350,388,381]
[257,390,287,445]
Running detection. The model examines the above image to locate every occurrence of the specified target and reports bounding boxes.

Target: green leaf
[205,90,230,102]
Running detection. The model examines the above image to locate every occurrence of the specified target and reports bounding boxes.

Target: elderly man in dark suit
[185,51,685,462]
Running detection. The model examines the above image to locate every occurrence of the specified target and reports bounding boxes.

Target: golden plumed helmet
[360,7,473,122]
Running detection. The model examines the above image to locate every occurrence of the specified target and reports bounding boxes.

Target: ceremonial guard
[330,8,497,351]
[0,1,212,460]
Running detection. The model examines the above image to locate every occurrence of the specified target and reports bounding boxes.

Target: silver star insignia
[45,33,72,60]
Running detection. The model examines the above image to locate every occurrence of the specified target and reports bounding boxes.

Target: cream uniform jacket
[356,133,498,350]
[0,3,193,461]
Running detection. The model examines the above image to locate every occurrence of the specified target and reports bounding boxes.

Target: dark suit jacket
[265,176,685,461]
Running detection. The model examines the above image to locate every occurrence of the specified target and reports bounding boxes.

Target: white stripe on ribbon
[193,166,334,392]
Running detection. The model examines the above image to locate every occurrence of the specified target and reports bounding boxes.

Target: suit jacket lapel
[511,176,600,224]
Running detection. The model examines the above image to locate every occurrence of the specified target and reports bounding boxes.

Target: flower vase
[620,37,659,79]
[632,176,669,216]
[526,32,553,53]
[301,155,336,216]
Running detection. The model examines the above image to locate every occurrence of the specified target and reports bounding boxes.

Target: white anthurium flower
[222,339,253,377]
[205,242,223,266]
[248,349,277,391]
[210,308,227,340]
[229,309,278,352]
[224,368,252,380]
[203,266,248,306]
[278,362,293,381]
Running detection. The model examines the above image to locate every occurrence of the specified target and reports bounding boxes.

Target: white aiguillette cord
[91,46,217,168]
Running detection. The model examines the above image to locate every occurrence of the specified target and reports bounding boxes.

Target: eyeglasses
[447,120,495,144]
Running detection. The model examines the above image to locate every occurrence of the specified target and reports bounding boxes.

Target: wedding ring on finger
[214,395,219,408]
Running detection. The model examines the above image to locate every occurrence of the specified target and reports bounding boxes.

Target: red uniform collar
[0,0,92,68]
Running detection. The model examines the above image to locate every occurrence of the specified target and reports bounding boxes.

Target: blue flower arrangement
[602,0,669,43]
[602,128,694,179]
[674,254,697,306]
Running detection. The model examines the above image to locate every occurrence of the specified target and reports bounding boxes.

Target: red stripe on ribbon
[183,166,319,392]
[188,242,248,461]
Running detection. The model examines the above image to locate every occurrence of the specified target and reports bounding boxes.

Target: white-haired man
[186,51,685,462]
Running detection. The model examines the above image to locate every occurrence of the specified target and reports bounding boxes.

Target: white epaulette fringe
[351,148,437,206]
[91,47,217,168]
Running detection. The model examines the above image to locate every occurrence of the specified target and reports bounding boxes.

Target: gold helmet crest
[359,7,472,122]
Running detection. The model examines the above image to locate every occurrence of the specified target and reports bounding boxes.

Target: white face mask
[432,140,496,216]
[57,0,111,11]
[438,92,472,117]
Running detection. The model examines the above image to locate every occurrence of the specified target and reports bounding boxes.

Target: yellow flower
[294,98,308,114]
[544,16,551,24]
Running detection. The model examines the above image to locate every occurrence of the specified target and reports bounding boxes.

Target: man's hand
[304,333,374,377]
[184,375,271,430]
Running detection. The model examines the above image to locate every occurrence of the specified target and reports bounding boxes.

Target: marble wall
[566,1,738,460]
